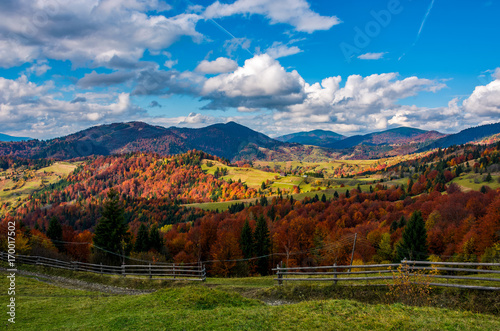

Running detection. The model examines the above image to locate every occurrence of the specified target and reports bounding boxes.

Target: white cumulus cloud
[0,0,202,68]
[358,52,387,60]
[200,54,305,109]
[0,76,145,138]
[204,0,340,33]
[265,42,302,58]
[195,57,238,74]
[463,78,500,116]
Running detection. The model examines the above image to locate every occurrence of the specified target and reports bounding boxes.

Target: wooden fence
[0,252,206,281]
[274,260,500,290]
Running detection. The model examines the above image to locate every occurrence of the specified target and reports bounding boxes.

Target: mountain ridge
[1,121,499,161]
[0,133,32,142]
[275,129,345,147]
[417,122,500,152]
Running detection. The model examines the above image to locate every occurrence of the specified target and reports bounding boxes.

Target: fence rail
[274,260,500,290]
[0,252,206,281]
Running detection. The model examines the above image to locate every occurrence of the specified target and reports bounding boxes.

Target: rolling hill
[418,122,500,152]
[275,129,345,147]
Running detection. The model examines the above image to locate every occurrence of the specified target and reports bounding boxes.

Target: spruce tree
[398,215,406,228]
[390,220,398,233]
[149,225,164,253]
[396,211,428,261]
[135,224,150,252]
[267,205,276,221]
[47,216,63,251]
[254,216,271,275]
[313,194,319,202]
[93,189,128,264]
[240,219,254,259]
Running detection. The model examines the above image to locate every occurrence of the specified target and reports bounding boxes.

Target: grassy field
[451,172,500,191]
[2,271,500,330]
[254,160,382,177]
[184,176,406,211]
[0,162,77,214]
[202,160,280,188]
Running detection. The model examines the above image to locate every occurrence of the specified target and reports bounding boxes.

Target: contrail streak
[416,0,436,42]
[399,0,436,60]
[183,0,254,56]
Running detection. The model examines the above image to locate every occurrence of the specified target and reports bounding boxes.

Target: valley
[1,121,500,329]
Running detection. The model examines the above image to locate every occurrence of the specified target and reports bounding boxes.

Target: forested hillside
[419,122,500,152]
[1,141,500,275]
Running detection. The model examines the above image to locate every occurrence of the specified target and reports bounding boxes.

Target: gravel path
[1,268,154,295]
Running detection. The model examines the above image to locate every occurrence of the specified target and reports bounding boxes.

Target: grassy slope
[451,172,500,191]
[254,160,381,177]
[3,272,500,330]
[0,162,77,211]
[202,160,279,188]
[184,177,407,211]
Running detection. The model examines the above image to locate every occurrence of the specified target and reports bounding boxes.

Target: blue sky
[0,0,499,139]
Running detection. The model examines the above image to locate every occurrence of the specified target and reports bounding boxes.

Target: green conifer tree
[93,189,128,264]
[149,224,163,253]
[135,223,150,252]
[240,219,254,259]
[47,216,63,251]
[396,211,428,261]
[254,216,271,275]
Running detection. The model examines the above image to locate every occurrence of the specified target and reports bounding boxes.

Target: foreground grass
[2,272,500,330]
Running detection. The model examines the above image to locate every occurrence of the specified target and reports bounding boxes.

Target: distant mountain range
[0,133,31,142]
[0,122,339,162]
[324,127,445,149]
[1,121,500,161]
[275,127,446,158]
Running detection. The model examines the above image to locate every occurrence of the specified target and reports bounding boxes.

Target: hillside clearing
[0,161,77,215]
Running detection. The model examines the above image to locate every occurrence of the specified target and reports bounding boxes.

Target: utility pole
[348,233,357,273]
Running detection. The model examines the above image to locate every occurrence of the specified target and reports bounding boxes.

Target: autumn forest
[1,137,500,277]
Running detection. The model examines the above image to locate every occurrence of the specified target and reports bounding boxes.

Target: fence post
[202,264,206,281]
[122,263,125,277]
[276,263,283,285]
[333,263,338,286]
[173,263,176,280]
[149,263,152,279]
[348,233,357,273]
[72,261,76,272]
[37,256,40,266]
[100,262,103,276]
